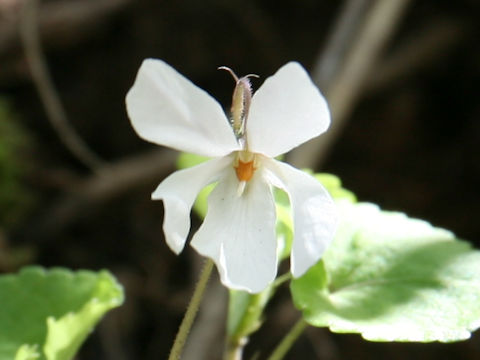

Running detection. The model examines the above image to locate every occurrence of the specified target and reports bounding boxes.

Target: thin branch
[364,19,465,94]
[32,149,177,237]
[1,0,131,54]
[266,319,308,360]
[311,0,372,93]
[288,0,411,168]
[19,0,105,172]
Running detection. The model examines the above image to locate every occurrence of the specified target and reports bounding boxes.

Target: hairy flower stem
[267,319,308,360]
[168,259,214,360]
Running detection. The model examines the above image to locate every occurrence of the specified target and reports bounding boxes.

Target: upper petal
[246,62,330,157]
[263,159,338,277]
[126,59,240,157]
[191,169,278,293]
[152,156,232,253]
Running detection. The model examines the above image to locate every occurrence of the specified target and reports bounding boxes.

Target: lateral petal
[263,159,338,277]
[191,169,278,293]
[152,156,232,253]
[126,59,240,157]
[247,62,330,157]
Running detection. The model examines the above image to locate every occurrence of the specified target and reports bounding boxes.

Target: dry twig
[19,0,105,172]
[1,0,131,54]
[311,0,371,93]
[288,0,411,168]
[365,19,465,94]
[34,149,177,236]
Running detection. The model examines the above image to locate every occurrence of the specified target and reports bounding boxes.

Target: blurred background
[0,0,479,359]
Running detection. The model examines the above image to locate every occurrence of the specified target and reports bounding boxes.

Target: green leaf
[291,201,480,342]
[0,266,124,360]
[14,345,39,360]
[313,173,356,203]
[176,152,209,170]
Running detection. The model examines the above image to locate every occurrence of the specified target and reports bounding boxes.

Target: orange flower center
[235,160,255,182]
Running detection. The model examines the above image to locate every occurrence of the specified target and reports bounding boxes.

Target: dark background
[0,0,479,359]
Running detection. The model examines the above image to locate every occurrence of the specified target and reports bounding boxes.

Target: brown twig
[311,0,372,93]
[34,149,177,236]
[288,0,411,168]
[364,19,466,94]
[19,0,105,172]
[1,0,131,53]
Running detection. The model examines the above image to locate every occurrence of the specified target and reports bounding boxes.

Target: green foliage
[227,287,275,344]
[0,266,124,360]
[176,152,209,171]
[313,173,356,202]
[291,200,480,342]
[0,99,34,228]
[14,345,39,360]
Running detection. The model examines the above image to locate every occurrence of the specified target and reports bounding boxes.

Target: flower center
[234,151,257,182]
[235,160,255,182]
[233,151,258,196]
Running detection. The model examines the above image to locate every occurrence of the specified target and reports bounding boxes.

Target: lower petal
[191,169,278,293]
[263,159,338,277]
[152,156,231,254]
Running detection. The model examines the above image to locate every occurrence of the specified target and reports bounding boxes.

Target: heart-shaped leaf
[291,201,480,342]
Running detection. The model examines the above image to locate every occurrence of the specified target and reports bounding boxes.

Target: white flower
[126,59,337,293]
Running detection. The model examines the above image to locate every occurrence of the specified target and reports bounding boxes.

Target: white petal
[191,169,278,293]
[126,59,240,157]
[246,62,330,157]
[263,159,337,277]
[152,156,232,253]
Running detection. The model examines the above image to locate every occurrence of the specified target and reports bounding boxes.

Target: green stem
[224,336,246,360]
[267,319,308,360]
[224,289,271,360]
[224,272,291,360]
[272,272,292,287]
[168,259,214,360]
